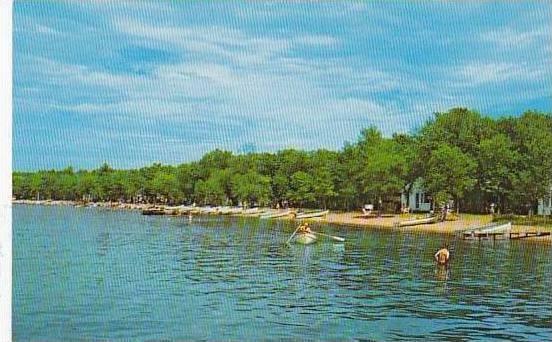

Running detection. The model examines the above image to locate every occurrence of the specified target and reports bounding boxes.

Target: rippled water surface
[13,205,552,340]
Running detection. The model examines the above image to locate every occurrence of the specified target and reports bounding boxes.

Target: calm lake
[13,205,552,341]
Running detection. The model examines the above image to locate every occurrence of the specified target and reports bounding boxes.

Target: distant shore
[12,199,551,243]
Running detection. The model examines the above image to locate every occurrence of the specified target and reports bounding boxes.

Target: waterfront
[13,205,552,340]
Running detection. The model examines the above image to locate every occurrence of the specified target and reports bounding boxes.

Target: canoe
[216,207,232,215]
[295,210,330,219]
[163,209,180,215]
[247,211,268,217]
[200,207,218,214]
[294,232,318,245]
[218,207,243,215]
[242,208,260,214]
[227,207,244,215]
[241,208,266,216]
[178,206,196,213]
[396,216,438,227]
[260,210,295,219]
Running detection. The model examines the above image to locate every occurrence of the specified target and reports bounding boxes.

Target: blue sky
[13,1,552,171]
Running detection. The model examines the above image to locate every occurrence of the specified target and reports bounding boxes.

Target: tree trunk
[456,196,460,214]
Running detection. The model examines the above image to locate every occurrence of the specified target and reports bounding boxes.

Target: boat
[199,207,218,215]
[476,221,512,234]
[246,210,269,217]
[241,208,263,216]
[463,222,512,240]
[218,207,243,215]
[295,210,330,219]
[216,207,231,215]
[293,232,318,245]
[229,207,244,215]
[163,205,186,215]
[260,210,295,219]
[396,216,438,227]
[142,207,165,215]
[177,206,195,213]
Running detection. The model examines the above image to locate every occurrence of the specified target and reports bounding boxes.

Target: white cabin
[538,186,552,215]
[401,179,432,212]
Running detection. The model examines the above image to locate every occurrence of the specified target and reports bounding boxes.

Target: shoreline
[12,199,552,243]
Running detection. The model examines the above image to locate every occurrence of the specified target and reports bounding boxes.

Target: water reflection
[434,265,450,281]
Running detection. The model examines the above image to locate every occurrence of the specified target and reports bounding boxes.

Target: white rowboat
[293,232,318,245]
[396,216,438,227]
[260,210,295,219]
[295,210,329,219]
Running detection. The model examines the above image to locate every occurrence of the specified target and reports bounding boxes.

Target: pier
[463,222,551,241]
[509,231,551,240]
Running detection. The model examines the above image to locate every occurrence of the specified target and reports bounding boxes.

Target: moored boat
[241,208,262,216]
[260,210,295,219]
[476,221,512,234]
[228,207,244,215]
[396,216,438,227]
[462,222,512,240]
[295,210,329,219]
[142,207,165,215]
[247,210,269,217]
[215,207,230,215]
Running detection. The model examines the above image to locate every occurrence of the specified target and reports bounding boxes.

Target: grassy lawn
[493,214,552,230]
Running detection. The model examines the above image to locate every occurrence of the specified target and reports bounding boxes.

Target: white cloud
[480,26,550,48]
[35,24,60,35]
[454,61,548,86]
[293,34,338,46]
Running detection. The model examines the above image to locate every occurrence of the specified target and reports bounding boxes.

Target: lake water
[13,205,552,341]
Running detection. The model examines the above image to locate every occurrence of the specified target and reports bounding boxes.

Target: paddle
[312,231,345,242]
[286,225,302,244]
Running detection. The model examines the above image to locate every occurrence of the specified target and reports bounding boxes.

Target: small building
[538,186,552,216]
[401,178,433,213]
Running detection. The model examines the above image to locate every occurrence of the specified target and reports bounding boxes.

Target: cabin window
[415,193,420,208]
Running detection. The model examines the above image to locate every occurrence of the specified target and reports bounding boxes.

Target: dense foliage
[13,108,552,214]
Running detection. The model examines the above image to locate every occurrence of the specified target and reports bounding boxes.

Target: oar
[312,231,345,242]
[286,225,302,244]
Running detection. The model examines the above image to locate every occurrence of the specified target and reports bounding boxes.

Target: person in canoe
[298,222,312,234]
[434,245,450,265]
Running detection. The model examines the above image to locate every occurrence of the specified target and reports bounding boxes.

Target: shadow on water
[12,205,552,341]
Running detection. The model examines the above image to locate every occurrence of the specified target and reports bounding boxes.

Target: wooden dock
[463,222,551,241]
[509,231,551,240]
[463,231,509,240]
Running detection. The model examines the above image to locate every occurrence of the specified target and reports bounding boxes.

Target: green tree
[231,171,271,207]
[176,164,196,203]
[194,169,230,205]
[503,111,552,214]
[355,127,410,210]
[477,134,518,212]
[150,170,181,204]
[288,171,315,207]
[311,167,336,209]
[424,144,477,213]
[419,108,496,156]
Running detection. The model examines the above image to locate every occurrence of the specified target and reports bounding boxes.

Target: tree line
[13,108,552,214]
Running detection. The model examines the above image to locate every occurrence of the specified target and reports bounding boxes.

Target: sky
[13,1,552,171]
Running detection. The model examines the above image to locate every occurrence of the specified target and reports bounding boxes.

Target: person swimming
[434,245,450,265]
